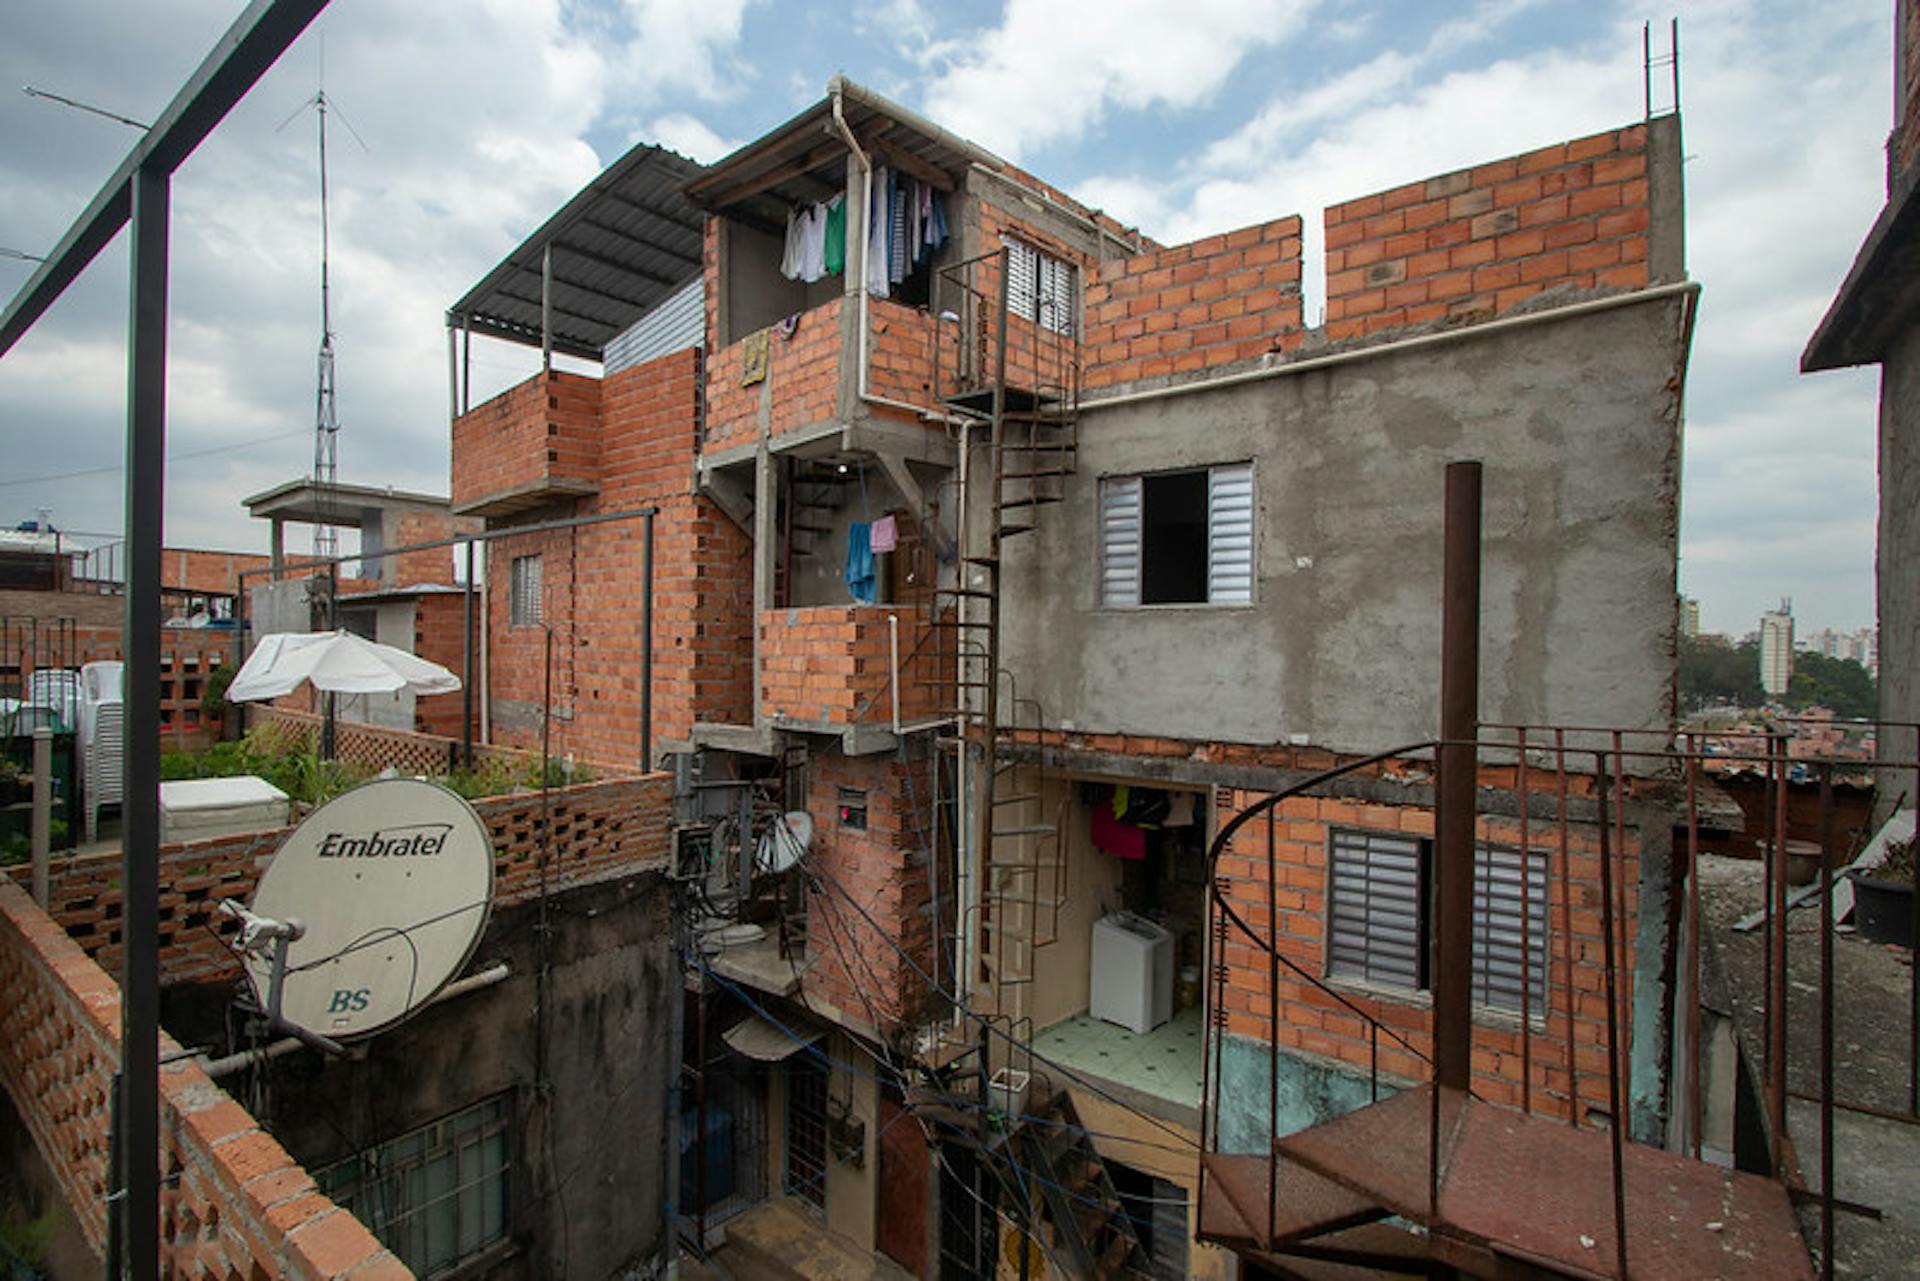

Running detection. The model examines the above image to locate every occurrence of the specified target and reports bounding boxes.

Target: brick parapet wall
[1083,216,1303,389]
[16,764,670,988]
[759,606,950,726]
[1322,123,1654,339]
[162,548,272,598]
[0,876,408,1278]
[865,299,941,422]
[1211,788,1637,1120]
[449,370,603,513]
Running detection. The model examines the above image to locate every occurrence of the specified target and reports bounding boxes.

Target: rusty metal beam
[1433,460,1481,1093]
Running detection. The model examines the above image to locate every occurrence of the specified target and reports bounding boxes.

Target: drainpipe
[829,78,947,426]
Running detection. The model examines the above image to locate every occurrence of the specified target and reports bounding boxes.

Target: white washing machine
[1089,911,1173,1034]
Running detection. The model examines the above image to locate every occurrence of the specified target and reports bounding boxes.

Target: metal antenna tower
[309,87,339,562]
[281,65,364,566]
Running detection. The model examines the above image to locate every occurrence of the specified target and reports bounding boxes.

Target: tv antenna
[278,62,366,566]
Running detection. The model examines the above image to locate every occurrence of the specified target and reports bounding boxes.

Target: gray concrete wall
[164,871,674,1281]
[335,599,418,731]
[249,577,316,640]
[997,293,1690,756]
[1880,325,1920,806]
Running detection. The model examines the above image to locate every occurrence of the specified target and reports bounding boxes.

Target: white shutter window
[1007,241,1039,323]
[1207,463,1254,604]
[1100,476,1142,607]
[1472,844,1550,1016]
[1038,255,1075,336]
[1327,830,1425,991]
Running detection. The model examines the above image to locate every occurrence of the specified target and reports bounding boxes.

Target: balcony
[451,370,601,518]
[758,605,951,731]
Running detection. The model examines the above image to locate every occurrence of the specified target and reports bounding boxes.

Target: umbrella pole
[322,690,336,761]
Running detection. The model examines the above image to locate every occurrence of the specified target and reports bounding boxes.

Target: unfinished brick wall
[1323,123,1654,339]
[0,877,407,1278]
[1211,788,1638,1123]
[759,606,952,726]
[15,770,671,989]
[800,751,937,1032]
[409,593,470,739]
[972,200,1103,398]
[1901,0,1920,179]
[477,350,752,763]
[449,370,603,513]
[162,548,272,597]
[865,298,941,422]
[385,510,481,588]
[1084,216,1303,389]
[702,219,845,453]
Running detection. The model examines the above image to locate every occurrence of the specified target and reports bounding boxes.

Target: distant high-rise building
[1679,596,1700,638]
[1759,599,1794,698]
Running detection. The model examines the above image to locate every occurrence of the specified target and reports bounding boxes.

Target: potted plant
[1850,838,1915,947]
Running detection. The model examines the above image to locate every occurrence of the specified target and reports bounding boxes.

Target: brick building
[444,76,1812,1279]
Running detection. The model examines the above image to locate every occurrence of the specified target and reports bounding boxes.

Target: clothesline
[781,165,948,292]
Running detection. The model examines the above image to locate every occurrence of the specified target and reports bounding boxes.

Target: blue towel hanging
[844,522,876,603]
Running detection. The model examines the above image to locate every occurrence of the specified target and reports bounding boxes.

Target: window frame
[1007,238,1076,337]
[509,553,543,628]
[314,1093,513,1278]
[1098,462,1255,609]
[1323,827,1550,1021]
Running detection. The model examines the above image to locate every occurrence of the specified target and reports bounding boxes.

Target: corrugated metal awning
[723,1009,829,1062]
[448,143,706,361]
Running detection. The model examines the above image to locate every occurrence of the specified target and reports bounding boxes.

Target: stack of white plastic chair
[26,667,82,733]
[79,661,125,842]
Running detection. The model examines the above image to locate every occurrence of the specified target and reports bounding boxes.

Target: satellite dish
[242,778,493,1040]
[757,810,813,875]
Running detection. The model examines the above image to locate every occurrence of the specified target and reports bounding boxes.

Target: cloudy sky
[0,0,1893,636]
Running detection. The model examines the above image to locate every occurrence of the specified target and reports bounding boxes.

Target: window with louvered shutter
[1327,829,1427,991]
[1100,475,1142,607]
[1327,830,1549,1016]
[1008,241,1039,322]
[1006,239,1074,336]
[1207,464,1254,604]
[1472,844,1549,1016]
[1099,464,1252,607]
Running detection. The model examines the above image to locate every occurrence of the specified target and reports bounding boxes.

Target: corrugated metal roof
[684,77,1002,234]
[449,143,706,361]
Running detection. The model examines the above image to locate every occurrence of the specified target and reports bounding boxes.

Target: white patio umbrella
[225,630,462,702]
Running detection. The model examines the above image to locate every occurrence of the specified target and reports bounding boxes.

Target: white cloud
[0,0,754,548]
[647,112,742,163]
[916,0,1316,160]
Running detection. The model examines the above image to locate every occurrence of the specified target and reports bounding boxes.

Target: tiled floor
[1030,1006,1204,1109]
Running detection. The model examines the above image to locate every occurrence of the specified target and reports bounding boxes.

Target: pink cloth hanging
[1091,805,1146,860]
[869,514,898,552]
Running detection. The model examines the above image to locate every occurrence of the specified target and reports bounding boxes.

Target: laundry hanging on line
[778,171,948,291]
